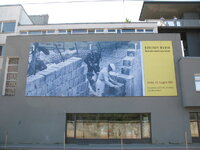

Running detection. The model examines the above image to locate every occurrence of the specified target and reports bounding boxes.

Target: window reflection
[2,22,16,33]
[67,121,74,138]
[190,122,199,137]
[190,112,200,138]
[66,113,151,140]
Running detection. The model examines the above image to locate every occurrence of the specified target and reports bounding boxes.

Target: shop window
[190,112,200,137]
[194,74,200,92]
[1,22,16,33]
[66,113,151,141]
[3,57,19,96]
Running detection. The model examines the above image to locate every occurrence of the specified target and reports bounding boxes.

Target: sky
[0,0,144,23]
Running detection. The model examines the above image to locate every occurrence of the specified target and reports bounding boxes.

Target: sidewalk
[1,144,200,150]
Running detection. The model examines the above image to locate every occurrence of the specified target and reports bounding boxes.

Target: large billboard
[25,41,177,97]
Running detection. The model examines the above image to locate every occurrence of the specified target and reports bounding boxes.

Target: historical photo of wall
[25,41,143,96]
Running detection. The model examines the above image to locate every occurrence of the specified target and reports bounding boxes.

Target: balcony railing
[158,19,200,27]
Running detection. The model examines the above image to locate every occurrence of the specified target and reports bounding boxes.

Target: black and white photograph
[25,41,143,96]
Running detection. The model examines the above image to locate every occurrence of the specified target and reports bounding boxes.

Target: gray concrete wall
[183,13,199,19]
[0,33,192,145]
[179,57,200,107]
[186,32,200,56]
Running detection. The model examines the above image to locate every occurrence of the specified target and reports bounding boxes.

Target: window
[136,29,144,33]
[46,30,55,34]
[3,57,19,96]
[58,30,67,34]
[66,113,151,141]
[145,29,154,33]
[121,29,135,33]
[0,46,3,70]
[72,29,88,34]
[88,29,95,34]
[190,112,200,137]
[194,74,200,92]
[1,22,16,33]
[20,31,28,35]
[42,31,46,35]
[0,46,4,56]
[67,30,72,34]
[0,22,2,31]
[95,29,104,33]
[0,57,3,70]
[117,29,121,34]
[108,29,116,33]
[28,31,42,35]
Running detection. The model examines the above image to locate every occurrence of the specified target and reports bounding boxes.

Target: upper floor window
[46,30,55,34]
[58,29,67,34]
[72,29,88,34]
[194,74,200,92]
[121,29,135,33]
[95,29,104,33]
[0,46,3,56]
[88,29,95,34]
[20,31,28,35]
[0,56,3,70]
[28,31,42,35]
[145,29,154,33]
[136,29,144,33]
[0,22,16,33]
[108,29,116,33]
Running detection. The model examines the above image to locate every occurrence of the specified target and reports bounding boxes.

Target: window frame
[2,57,19,96]
[194,73,200,92]
[0,21,16,33]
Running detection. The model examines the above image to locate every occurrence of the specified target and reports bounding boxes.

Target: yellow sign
[142,41,177,96]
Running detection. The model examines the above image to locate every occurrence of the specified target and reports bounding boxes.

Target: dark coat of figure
[84,49,101,89]
[28,42,49,76]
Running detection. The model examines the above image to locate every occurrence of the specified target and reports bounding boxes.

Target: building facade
[0,3,200,145]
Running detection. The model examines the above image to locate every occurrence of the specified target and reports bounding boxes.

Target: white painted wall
[19,8,33,25]
[0,5,21,22]
[17,22,158,33]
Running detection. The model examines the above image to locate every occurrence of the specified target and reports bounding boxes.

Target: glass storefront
[66,113,151,143]
[190,112,200,137]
